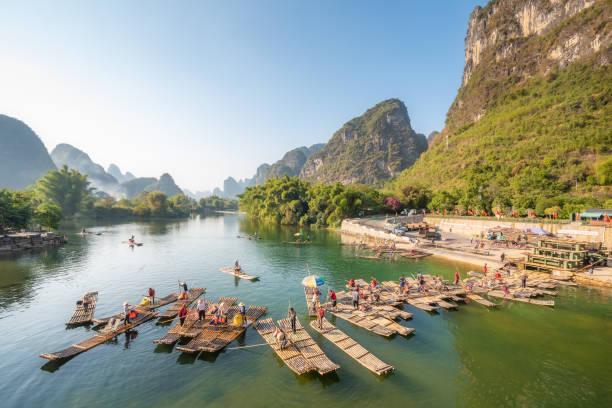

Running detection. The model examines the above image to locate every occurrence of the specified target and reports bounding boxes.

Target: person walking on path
[289,307,297,333]
[197,299,206,321]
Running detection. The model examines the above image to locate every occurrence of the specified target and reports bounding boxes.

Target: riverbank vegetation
[1,167,238,229]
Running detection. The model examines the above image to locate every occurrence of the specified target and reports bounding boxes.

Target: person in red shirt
[349,279,355,288]
[371,279,377,289]
[495,271,501,280]
[178,305,188,326]
[328,289,337,310]
[317,306,325,329]
[148,287,155,305]
[454,271,460,285]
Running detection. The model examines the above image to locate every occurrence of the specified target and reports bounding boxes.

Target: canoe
[219,267,260,281]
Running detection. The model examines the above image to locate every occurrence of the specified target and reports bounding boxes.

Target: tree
[146,191,169,216]
[0,189,33,229]
[34,203,62,230]
[34,165,92,216]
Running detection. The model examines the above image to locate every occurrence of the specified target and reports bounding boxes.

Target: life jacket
[330,291,336,300]
[179,307,188,317]
[148,288,155,297]
[349,279,355,287]
[129,310,137,319]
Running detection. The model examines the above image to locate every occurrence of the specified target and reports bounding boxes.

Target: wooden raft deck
[304,286,319,317]
[40,308,157,361]
[66,292,98,325]
[277,317,339,375]
[309,317,394,376]
[153,297,237,345]
[466,293,499,308]
[176,305,267,353]
[91,292,179,325]
[326,309,393,337]
[157,288,206,319]
[487,291,555,307]
[254,318,316,375]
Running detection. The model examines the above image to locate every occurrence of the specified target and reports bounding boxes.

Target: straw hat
[123,301,128,306]
[239,302,244,307]
[197,299,202,304]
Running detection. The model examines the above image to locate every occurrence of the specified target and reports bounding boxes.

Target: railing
[423,214,571,224]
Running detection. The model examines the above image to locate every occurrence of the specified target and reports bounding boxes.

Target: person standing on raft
[197,299,206,321]
[317,306,325,329]
[352,289,359,310]
[289,308,297,333]
[328,289,337,311]
[123,302,132,324]
[178,304,188,326]
[148,288,155,305]
[521,273,527,288]
[454,271,460,285]
[238,302,246,327]
[234,259,240,273]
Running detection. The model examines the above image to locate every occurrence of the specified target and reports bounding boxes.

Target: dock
[157,288,206,319]
[66,292,98,325]
[176,305,267,353]
[309,317,394,376]
[254,318,316,375]
[40,307,157,361]
[277,317,339,375]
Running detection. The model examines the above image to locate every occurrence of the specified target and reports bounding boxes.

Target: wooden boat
[283,241,311,245]
[219,267,259,281]
[122,241,143,246]
[277,317,339,375]
[466,293,498,308]
[66,292,98,325]
[309,317,394,376]
[176,304,267,353]
[254,318,316,375]
[40,307,157,361]
[157,288,206,320]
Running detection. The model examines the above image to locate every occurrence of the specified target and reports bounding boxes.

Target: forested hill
[0,114,57,190]
[392,0,611,212]
[300,99,428,186]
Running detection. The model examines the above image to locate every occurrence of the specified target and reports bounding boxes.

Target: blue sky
[0,0,484,191]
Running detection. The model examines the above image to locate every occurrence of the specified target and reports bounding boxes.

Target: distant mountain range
[0,121,184,199]
[0,114,57,190]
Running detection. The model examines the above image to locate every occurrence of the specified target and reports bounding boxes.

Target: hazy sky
[0,0,484,191]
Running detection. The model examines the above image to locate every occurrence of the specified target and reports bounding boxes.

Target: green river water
[0,214,610,408]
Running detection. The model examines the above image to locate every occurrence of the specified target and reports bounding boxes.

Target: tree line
[0,165,237,231]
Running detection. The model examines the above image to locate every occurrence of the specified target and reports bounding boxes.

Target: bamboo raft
[406,298,441,312]
[486,291,555,307]
[157,288,206,319]
[304,286,320,317]
[220,267,259,281]
[176,305,267,353]
[400,251,432,259]
[153,297,237,345]
[254,318,316,375]
[40,307,157,361]
[309,317,394,376]
[66,292,98,325]
[277,317,339,375]
[283,241,312,245]
[326,309,393,337]
[466,293,499,308]
[91,292,179,325]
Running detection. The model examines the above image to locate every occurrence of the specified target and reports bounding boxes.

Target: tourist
[274,328,287,350]
[399,275,406,293]
[349,278,355,288]
[178,304,188,326]
[234,259,240,272]
[371,278,377,289]
[317,306,325,329]
[500,252,506,263]
[506,268,511,278]
[352,289,359,310]
[123,301,131,324]
[239,302,246,326]
[289,307,297,333]
[82,293,89,310]
[197,299,206,321]
[503,286,510,296]
[483,263,488,274]
[521,273,527,288]
[328,289,337,310]
[148,288,155,305]
[495,271,501,280]
[454,271,460,285]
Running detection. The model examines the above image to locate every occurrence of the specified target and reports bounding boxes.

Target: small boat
[78,231,102,236]
[220,267,259,281]
[237,235,261,240]
[122,241,144,246]
[283,241,311,245]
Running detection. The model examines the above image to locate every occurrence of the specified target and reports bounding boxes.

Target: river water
[0,214,610,408]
